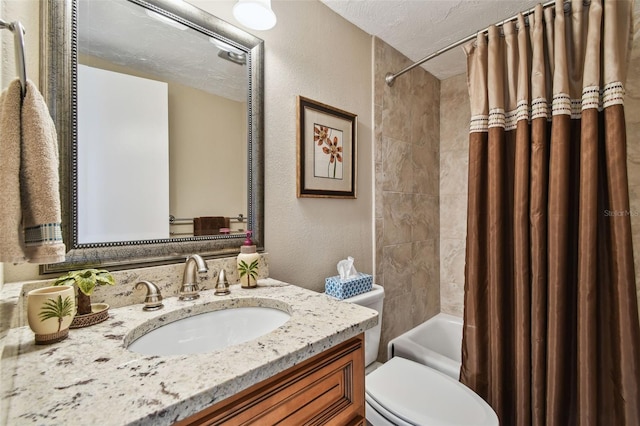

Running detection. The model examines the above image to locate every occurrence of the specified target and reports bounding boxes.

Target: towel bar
[0,18,27,97]
[169,214,245,224]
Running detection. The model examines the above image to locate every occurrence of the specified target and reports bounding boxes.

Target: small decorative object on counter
[237,231,259,288]
[53,268,115,328]
[325,256,373,299]
[26,285,75,344]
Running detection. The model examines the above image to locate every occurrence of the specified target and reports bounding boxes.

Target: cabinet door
[177,334,365,425]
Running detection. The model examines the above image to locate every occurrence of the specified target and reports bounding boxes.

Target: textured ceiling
[79,0,247,102]
[79,1,640,89]
[320,0,640,81]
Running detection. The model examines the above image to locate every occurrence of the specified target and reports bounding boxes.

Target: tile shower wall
[373,37,441,361]
[440,12,640,322]
[439,74,470,317]
[627,13,640,323]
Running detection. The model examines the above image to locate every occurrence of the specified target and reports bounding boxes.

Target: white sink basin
[127,307,290,356]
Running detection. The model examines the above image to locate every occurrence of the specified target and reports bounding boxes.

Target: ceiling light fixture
[210,38,247,65]
[210,37,245,56]
[232,0,277,31]
[145,9,188,31]
[218,50,246,66]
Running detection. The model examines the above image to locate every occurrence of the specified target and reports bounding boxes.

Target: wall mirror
[40,0,264,273]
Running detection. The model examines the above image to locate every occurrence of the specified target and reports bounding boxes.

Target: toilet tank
[344,284,384,367]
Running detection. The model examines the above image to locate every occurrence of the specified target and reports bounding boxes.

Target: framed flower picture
[296,96,357,198]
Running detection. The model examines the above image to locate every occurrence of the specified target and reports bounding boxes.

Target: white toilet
[345,284,499,426]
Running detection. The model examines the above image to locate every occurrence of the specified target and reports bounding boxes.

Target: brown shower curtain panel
[461,0,640,425]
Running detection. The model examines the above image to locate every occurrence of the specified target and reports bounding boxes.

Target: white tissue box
[325,273,373,300]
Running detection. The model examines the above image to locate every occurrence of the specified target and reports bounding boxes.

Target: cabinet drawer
[177,334,365,425]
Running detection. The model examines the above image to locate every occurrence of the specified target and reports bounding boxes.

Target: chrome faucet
[180,254,208,300]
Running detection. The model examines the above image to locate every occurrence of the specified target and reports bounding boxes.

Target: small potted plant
[53,268,115,328]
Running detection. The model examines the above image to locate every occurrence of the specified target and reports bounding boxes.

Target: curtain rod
[385,0,567,86]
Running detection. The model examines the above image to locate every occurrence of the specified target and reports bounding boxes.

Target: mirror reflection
[39,0,264,273]
[77,0,248,243]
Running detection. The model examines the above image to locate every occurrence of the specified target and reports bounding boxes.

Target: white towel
[0,79,66,264]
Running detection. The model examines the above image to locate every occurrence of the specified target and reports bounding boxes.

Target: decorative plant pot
[27,285,76,345]
[70,303,109,328]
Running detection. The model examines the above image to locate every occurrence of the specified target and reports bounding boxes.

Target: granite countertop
[0,279,378,425]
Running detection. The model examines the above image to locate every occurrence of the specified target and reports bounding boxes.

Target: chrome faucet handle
[214,269,230,296]
[180,254,208,301]
[135,280,164,311]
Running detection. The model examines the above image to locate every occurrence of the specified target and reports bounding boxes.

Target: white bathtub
[387,312,463,380]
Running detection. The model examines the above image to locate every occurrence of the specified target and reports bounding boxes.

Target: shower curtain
[461,0,640,425]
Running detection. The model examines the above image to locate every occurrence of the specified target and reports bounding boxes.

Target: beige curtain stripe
[466,0,633,134]
[466,32,489,131]
[531,5,546,101]
[517,14,529,107]
[544,6,555,83]
[488,25,505,112]
[552,0,569,97]
[583,0,602,88]
[566,0,588,100]
[504,20,519,112]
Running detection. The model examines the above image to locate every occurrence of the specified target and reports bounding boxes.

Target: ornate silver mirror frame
[39,0,264,273]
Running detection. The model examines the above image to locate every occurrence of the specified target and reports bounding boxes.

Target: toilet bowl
[343,284,499,426]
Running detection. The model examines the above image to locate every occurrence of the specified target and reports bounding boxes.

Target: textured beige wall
[627,13,640,323]
[439,73,469,317]
[0,0,38,90]
[439,12,640,322]
[373,37,440,361]
[200,0,374,291]
[168,83,247,226]
[2,0,374,291]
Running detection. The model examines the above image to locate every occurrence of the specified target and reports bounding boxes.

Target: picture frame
[297,96,357,198]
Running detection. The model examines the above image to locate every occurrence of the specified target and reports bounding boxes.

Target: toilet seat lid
[366,357,499,426]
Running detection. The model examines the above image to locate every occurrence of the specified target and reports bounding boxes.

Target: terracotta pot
[27,285,76,345]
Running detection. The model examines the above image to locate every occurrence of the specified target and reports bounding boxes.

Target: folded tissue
[325,256,373,299]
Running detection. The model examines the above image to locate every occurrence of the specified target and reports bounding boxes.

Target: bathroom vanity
[178,335,364,425]
[0,280,377,425]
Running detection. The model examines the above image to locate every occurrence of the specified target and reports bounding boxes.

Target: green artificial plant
[53,269,115,315]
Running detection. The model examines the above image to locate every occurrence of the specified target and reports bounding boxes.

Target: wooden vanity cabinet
[176,334,365,425]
